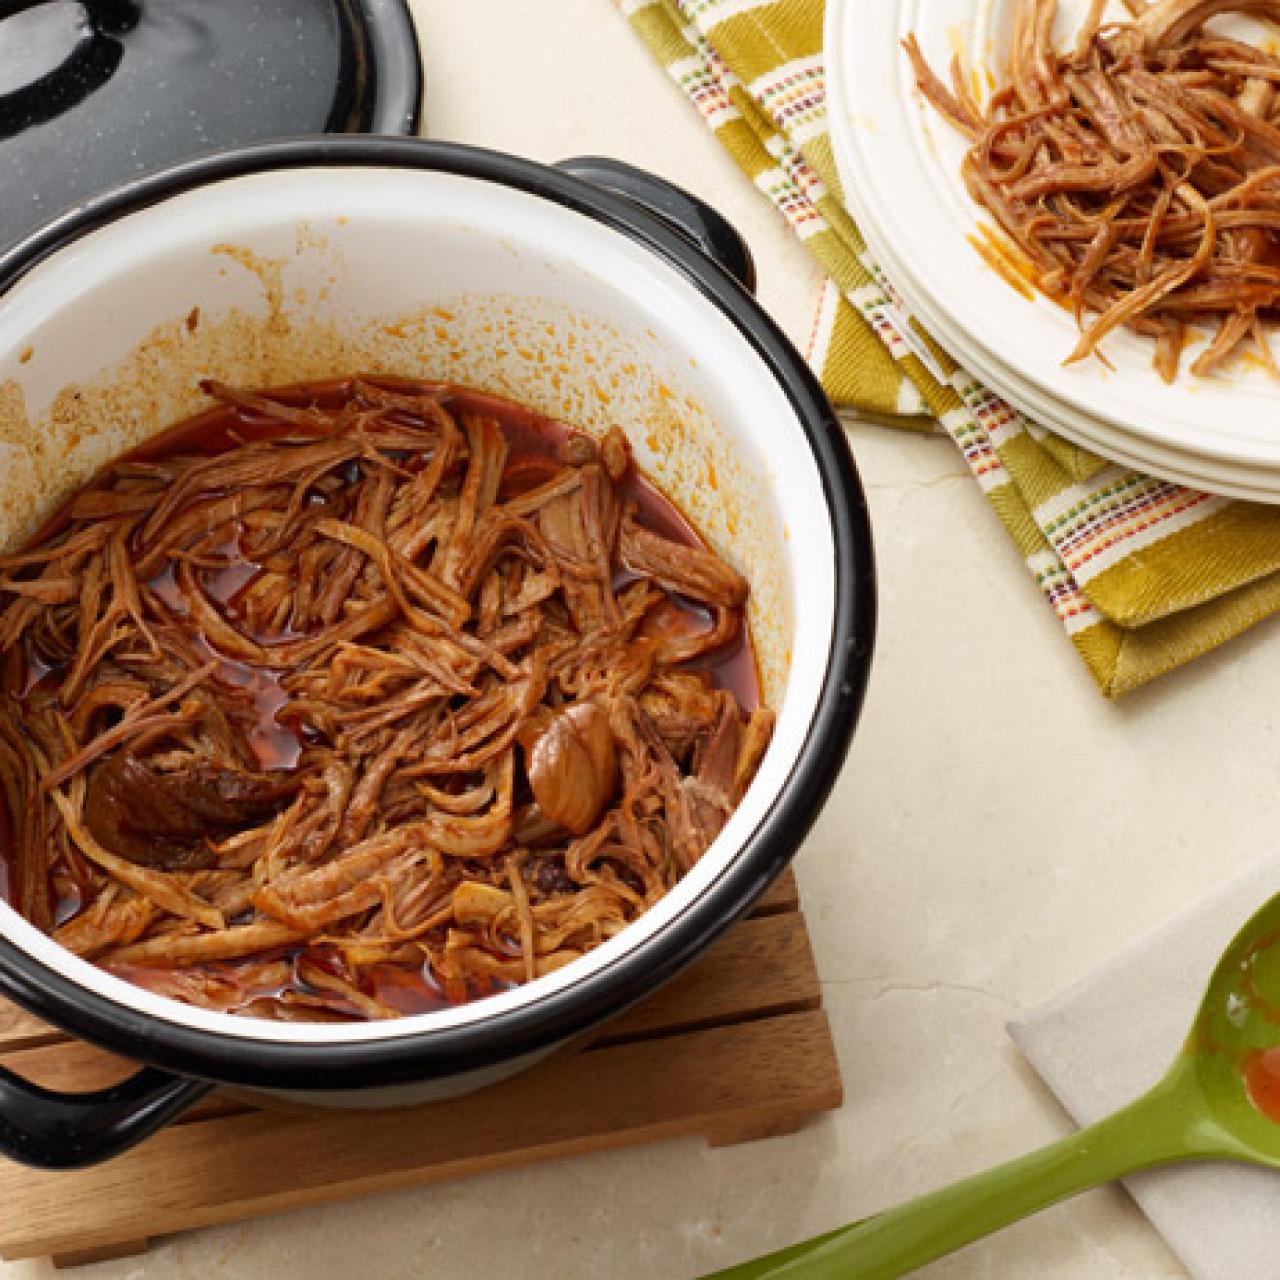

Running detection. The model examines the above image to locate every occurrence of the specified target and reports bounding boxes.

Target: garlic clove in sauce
[525,701,619,836]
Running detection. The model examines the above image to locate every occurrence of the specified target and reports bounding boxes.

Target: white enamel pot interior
[0,140,874,1163]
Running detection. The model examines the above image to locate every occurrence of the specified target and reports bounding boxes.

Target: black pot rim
[0,137,876,1091]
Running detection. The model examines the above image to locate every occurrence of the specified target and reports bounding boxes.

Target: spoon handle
[704,1063,1241,1280]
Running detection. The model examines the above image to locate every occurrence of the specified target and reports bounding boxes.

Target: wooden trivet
[0,871,840,1268]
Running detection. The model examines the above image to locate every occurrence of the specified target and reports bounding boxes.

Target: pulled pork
[0,376,772,1020]
[907,0,1280,379]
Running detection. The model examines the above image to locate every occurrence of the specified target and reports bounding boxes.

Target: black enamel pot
[0,138,875,1168]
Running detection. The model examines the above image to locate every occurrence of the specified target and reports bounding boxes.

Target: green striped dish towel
[619,0,1280,697]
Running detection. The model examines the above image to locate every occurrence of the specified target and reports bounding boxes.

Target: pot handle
[0,0,137,21]
[0,1060,210,1169]
[554,157,757,294]
[0,1,141,141]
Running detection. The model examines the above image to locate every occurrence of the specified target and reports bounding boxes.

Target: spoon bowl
[1187,892,1280,1163]
[707,890,1280,1279]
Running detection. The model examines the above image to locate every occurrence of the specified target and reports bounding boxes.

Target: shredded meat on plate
[908,0,1280,379]
[0,376,773,1021]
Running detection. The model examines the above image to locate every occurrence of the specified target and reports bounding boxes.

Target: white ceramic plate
[849,161,1280,500]
[847,171,1280,500]
[826,0,1280,491]
[826,103,1280,498]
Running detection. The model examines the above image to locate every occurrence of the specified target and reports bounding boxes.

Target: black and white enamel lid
[0,0,421,253]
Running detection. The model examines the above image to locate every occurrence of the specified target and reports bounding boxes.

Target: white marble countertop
[10,2,1279,1276]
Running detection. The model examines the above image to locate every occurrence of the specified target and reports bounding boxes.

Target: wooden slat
[50,1242,149,1269]
[595,912,818,1044]
[751,868,799,916]
[2,1040,146,1093]
[0,996,63,1052]
[0,1010,841,1262]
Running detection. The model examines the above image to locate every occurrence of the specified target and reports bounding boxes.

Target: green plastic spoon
[704,890,1280,1280]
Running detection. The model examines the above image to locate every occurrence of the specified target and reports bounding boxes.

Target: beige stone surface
[14,0,1280,1275]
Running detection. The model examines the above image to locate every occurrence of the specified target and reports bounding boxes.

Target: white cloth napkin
[1010,853,1280,1280]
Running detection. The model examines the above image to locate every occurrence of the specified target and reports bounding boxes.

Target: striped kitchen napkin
[619,0,1280,697]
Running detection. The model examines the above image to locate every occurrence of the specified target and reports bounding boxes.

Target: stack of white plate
[825,0,1280,503]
